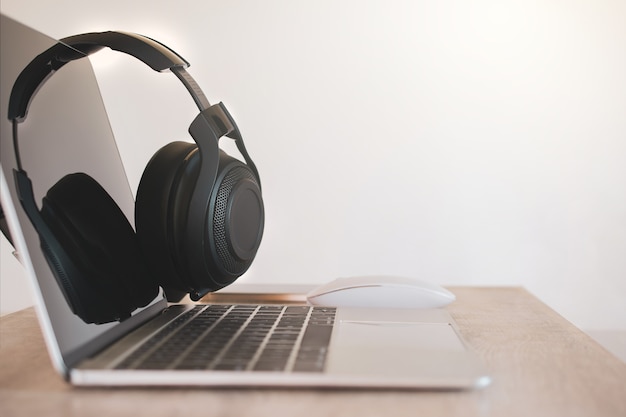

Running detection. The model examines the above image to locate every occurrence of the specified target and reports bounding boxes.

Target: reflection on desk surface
[201,284,312,304]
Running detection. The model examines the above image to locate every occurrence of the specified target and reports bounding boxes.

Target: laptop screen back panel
[0,14,166,377]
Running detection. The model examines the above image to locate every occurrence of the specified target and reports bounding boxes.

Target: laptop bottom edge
[70,368,491,390]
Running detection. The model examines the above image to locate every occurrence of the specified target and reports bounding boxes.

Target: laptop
[0,14,490,389]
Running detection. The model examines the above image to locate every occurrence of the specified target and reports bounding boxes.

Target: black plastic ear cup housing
[135,141,264,301]
[40,173,159,323]
[211,160,264,275]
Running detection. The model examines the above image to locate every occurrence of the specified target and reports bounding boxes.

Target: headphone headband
[8,31,200,122]
[62,31,189,70]
[8,30,260,180]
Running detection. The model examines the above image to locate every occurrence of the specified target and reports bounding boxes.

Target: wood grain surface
[1,287,625,417]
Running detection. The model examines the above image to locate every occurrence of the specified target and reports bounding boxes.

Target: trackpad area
[334,321,466,351]
[326,321,471,377]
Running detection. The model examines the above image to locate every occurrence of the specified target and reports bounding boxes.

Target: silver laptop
[0,14,490,390]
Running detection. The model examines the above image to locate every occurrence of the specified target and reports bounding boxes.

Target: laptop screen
[0,14,166,370]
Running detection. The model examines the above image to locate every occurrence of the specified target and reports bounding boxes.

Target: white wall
[1,1,625,331]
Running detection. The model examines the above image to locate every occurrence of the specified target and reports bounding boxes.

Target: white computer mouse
[306,275,456,309]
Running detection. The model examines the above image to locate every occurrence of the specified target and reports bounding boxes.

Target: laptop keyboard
[115,305,336,373]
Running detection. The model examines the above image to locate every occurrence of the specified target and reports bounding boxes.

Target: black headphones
[8,31,264,324]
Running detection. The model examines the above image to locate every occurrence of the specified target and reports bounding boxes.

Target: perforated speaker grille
[213,166,259,274]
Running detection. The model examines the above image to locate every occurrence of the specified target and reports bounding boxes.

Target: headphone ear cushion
[135,141,198,297]
[40,173,158,323]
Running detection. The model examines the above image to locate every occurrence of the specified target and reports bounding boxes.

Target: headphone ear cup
[41,173,158,323]
[135,141,264,299]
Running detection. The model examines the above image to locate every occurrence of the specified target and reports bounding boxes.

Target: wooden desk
[1,287,624,417]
